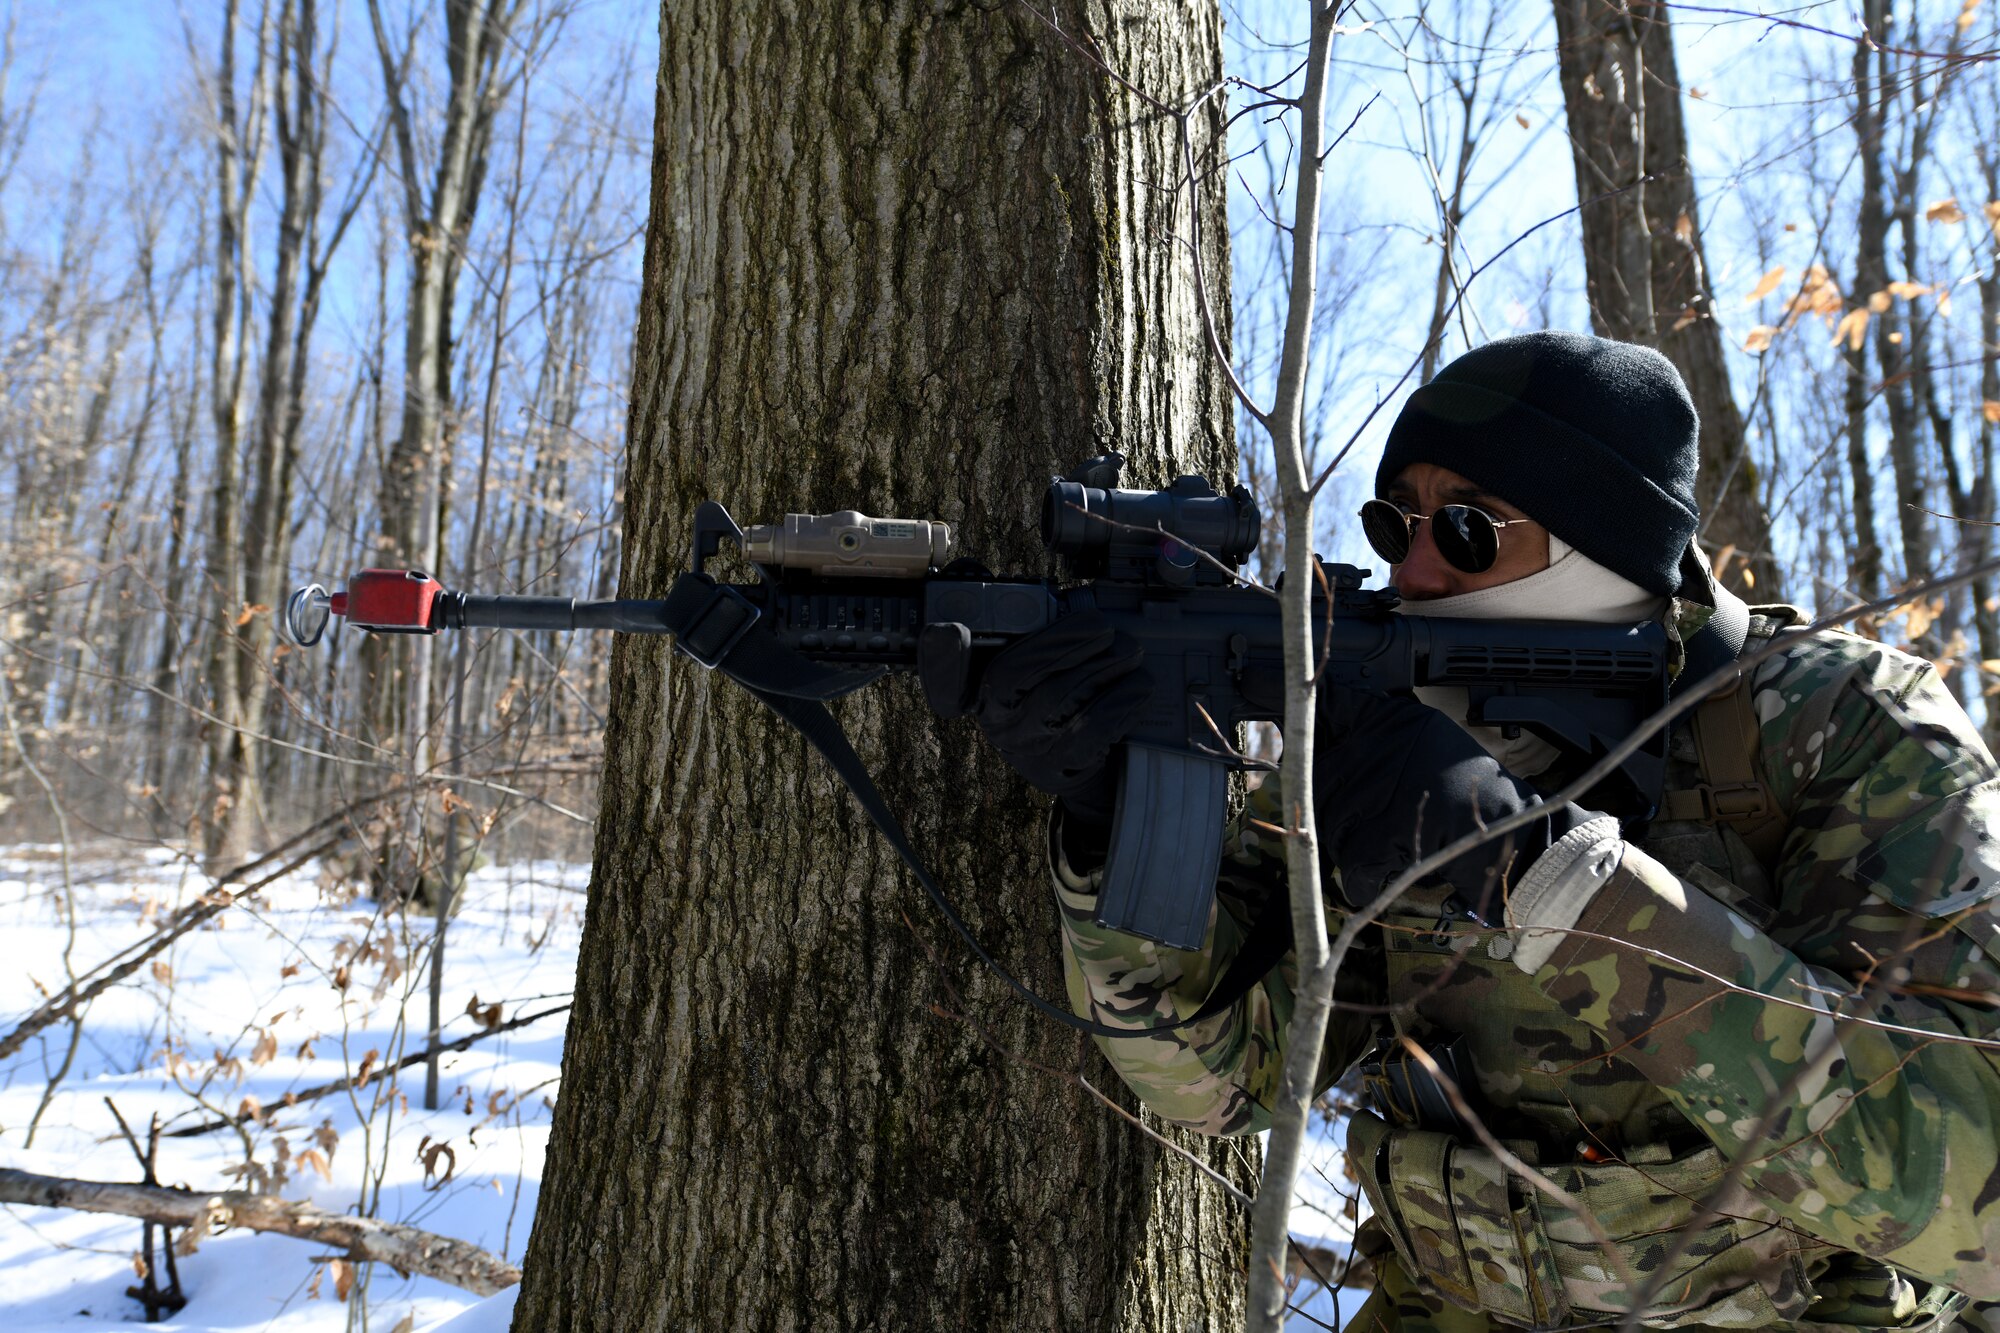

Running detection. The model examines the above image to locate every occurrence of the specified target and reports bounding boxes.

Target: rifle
[285,453,1667,959]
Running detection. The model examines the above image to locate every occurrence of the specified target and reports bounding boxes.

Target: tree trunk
[363,0,518,918]
[201,0,268,865]
[1974,139,2000,746]
[512,3,1252,1329]
[1551,0,1780,595]
[1844,2,1892,603]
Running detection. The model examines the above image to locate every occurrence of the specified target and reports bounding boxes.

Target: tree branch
[0,1167,519,1296]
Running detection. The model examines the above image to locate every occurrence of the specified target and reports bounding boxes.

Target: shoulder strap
[1660,604,1794,868]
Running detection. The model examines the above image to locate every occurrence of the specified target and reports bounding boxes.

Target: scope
[1040,453,1259,586]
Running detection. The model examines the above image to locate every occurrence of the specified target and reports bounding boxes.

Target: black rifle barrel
[443,593,675,635]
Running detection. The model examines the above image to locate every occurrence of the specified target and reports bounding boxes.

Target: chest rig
[1350,596,1968,1330]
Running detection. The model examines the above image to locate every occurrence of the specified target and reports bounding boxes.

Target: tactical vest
[1347,609,1967,1332]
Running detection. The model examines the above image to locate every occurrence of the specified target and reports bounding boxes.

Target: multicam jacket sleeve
[1523,630,2000,1299]
[1052,779,1379,1136]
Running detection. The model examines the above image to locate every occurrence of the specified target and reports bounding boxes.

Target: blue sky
[11,0,1995,610]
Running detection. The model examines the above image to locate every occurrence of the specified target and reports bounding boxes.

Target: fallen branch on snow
[0,1166,520,1296]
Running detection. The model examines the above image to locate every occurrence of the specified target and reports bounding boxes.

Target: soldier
[974,331,2000,1330]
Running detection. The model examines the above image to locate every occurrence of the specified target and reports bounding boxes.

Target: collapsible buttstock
[1093,745,1230,950]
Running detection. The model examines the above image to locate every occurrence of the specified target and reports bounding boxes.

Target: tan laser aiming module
[741,511,952,578]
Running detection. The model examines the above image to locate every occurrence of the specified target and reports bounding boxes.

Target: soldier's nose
[1392,522,1460,600]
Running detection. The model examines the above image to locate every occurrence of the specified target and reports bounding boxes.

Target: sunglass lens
[1359,499,1413,564]
[1435,505,1499,573]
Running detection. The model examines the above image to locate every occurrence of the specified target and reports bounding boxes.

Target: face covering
[1395,535,1670,775]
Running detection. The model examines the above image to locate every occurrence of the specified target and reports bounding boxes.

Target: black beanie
[1375,331,1700,598]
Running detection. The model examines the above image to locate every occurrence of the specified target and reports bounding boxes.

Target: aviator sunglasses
[1357,497,1533,575]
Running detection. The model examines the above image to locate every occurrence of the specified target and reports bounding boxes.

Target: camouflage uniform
[1054,604,2000,1330]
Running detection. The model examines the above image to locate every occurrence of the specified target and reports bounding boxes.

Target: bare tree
[511,2,1253,1326]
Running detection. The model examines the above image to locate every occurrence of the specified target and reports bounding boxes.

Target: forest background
[0,0,1997,1328]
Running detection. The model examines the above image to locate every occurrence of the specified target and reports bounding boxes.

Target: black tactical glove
[965,610,1153,830]
[1313,682,1596,915]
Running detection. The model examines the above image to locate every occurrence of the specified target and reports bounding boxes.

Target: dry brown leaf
[1674,211,1695,243]
[251,1027,278,1066]
[151,960,172,987]
[1977,659,2000,675]
[1959,0,1981,30]
[1986,200,2000,238]
[466,993,503,1030]
[1742,265,1785,305]
[1888,280,1932,299]
[331,964,351,993]
[418,1135,457,1189]
[280,959,301,979]
[1938,285,1954,317]
[1710,544,1739,578]
[1983,401,2000,424]
[1742,567,1756,589]
[356,1048,380,1087]
[1833,307,1870,350]
[1515,112,1530,129]
[297,1147,332,1182]
[1927,198,1966,224]
[1783,221,1799,232]
[131,1251,148,1280]
[1785,264,1843,326]
[237,1094,263,1123]
[315,1120,340,1155]
[1688,86,1708,99]
[1868,289,1893,312]
[331,1258,355,1302]
[1742,325,1778,353]
[439,788,470,816]
[390,1315,418,1333]
[234,602,270,627]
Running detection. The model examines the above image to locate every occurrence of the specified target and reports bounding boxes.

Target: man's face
[1380,462,1552,601]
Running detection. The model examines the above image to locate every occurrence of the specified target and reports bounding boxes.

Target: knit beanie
[1375,331,1701,598]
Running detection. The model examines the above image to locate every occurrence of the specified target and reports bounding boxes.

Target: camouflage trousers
[1348,1240,1968,1332]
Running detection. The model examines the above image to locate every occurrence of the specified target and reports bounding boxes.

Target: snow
[0,844,586,1331]
[0,841,1369,1329]
[411,1289,516,1333]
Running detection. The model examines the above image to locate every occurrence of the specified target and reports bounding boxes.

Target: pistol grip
[1093,744,1229,950]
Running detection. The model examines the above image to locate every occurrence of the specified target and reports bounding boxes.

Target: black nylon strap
[1187,875,1295,1023]
[1674,547,1751,697]
[662,572,1252,1040]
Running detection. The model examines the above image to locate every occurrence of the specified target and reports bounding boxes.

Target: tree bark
[1844,2,1892,602]
[1972,133,2000,745]
[362,0,519,821]
[512,3,1252,1329]
[200,0,269,865]
[1551,0,1780,595]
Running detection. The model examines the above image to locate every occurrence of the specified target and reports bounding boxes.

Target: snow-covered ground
[0,842,1362,1330]
[0,844,585,1331]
